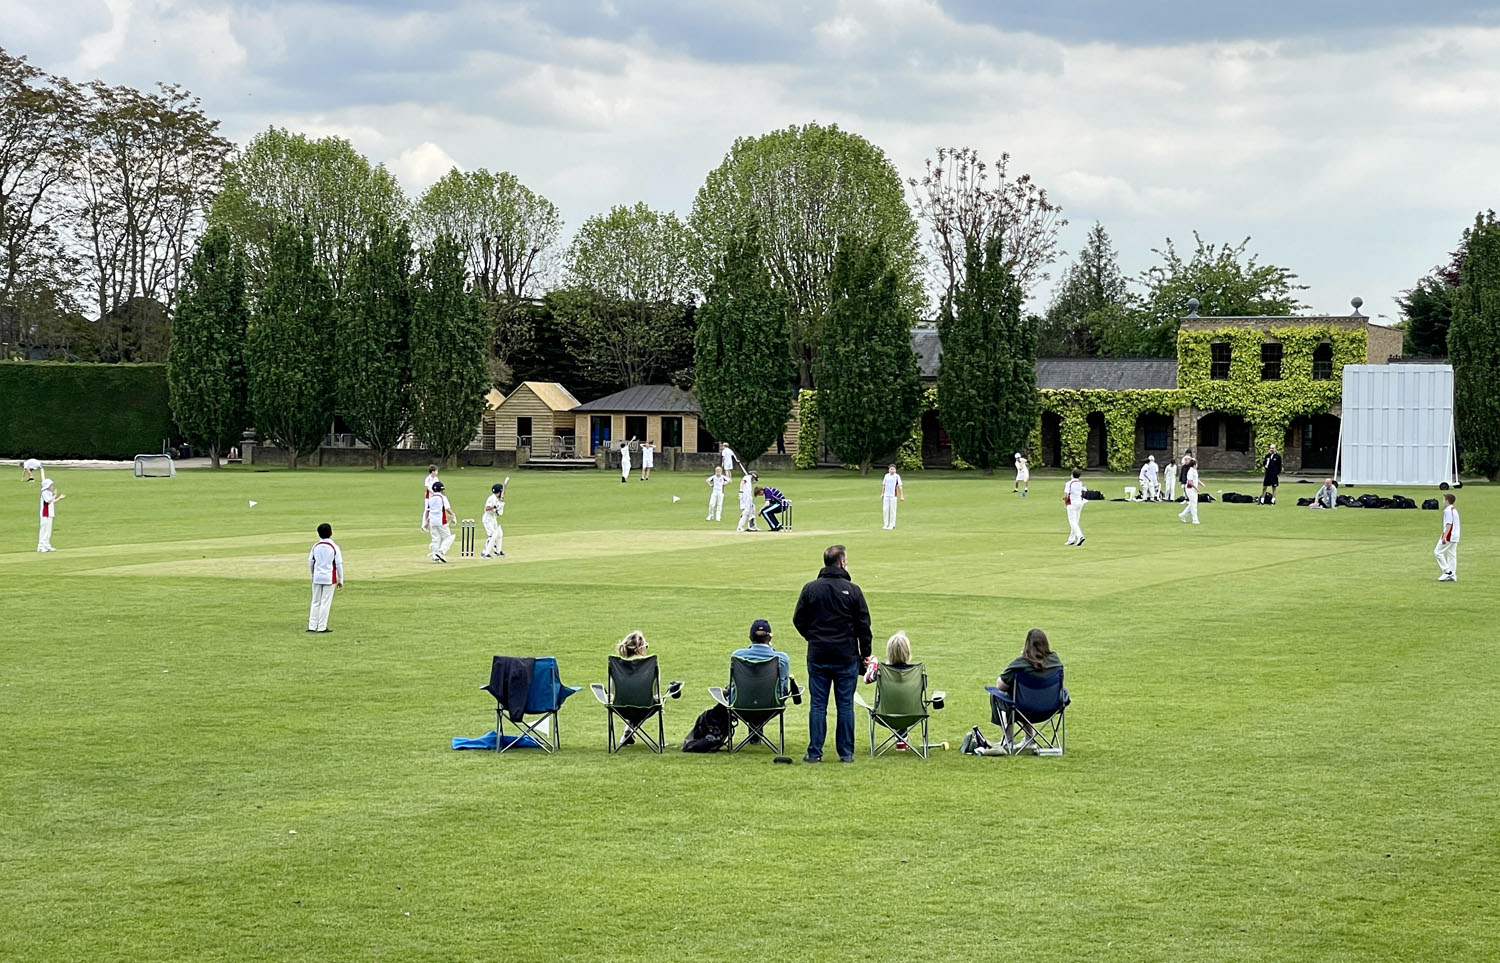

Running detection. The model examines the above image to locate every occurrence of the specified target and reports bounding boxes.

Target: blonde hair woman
[616,631,649,659]
[884,631,912,668]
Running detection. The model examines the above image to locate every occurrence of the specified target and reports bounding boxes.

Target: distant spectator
[1312,478,1337,509]
[994,628,1064,754]
[883,630,914,669]
[616,630,650,659]
[731,618,791,699]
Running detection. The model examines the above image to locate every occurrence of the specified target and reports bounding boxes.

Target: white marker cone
[248,500,257,507]
[671,496,681,503]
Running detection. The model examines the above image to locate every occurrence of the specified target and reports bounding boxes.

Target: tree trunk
[288,448,299,470]
[859,458,871,475]
[983,466,994,476]
[210,445,221,469]
[374,450,387,470]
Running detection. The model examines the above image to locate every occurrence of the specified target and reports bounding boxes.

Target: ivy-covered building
[912,301,1403,473]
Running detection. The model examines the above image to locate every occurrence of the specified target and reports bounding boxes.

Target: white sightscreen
[1336,364,1457,486]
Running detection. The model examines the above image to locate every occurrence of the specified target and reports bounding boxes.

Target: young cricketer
[756,484,790,531]
[1063,469,1085,546]
[707,466,729,521]
[1178,458,1200,524]
[1163,459,1178,501]
[620,438,632,483]
[421,465,440,527]
[1013,453,1030,496]
[1435,494,1460,582]
[22,457,42,482]
[482,482,506,558]
[736,471,759,532]
[881,464,904,529]
[640,441,654,480]
[307,522,344,632]
[37,477,64,552]
[720,442,736,474]
[423,480,456,562]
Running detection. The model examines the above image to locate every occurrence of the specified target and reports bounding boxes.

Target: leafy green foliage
[693,228,794,461]
[793,388,819,468]
[1399,233,1466,357]
[1448,211,1500,478]
[938,237,1037,472]
[691,123,922,386]
[336,220,415,469]
[412,168,561,301]
[0,360,172,458]
[246,223,335,468]
[1038,223,1126,357]
[410,236,488,465]
[167,227,248,465]
[814,236,923,473]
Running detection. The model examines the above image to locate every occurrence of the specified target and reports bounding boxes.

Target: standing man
[735,471,759,532]
[1163,457,1178,501]
[1261,443,1283,504]
[793,544,872,764]
[1013,452,1030,496]
[37,477,64,552]
[720,441,737,475]
[880,464,904,529]
[1063,468,1086,546]
[1435,493,1460,582]
[306,522,344,633]
[482,482,506,558]
[756,483,790,531]
[423,480,456,562]
[1178,457,1201,524]
[706,465,729,522]
[421,464,440,529]
[22,457,42,482]
[640,440,655,481]
[619,437,633,484]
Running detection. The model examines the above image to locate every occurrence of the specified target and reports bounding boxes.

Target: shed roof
[505,381,580,412]
[1036,358,1179,390]
[573,384,701,414]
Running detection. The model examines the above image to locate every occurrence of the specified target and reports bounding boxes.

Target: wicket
[460,519,476,558]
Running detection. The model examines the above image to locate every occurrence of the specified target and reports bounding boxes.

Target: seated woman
[616,630,649,659]
[992,628,1064,753]
[883,630,914,670]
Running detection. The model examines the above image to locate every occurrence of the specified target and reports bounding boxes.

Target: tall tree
[209,128,406,291]
[336,219,415,469]
[1448,210,1500,480]
[938,236,1037,473]
[909,146,1066,309]
[71,81,230,320]
[691,123,922,387]
[694,226,795,461]
[1399,237,1467,357]
[167,227,248,467]
[1038,222,1127,357]
[814,236,923,474]
[246,223,335,469]
[410,236,488,465]
[555,202,696,387]
[1103,233,1306,357]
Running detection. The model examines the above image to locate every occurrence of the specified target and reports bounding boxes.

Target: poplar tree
[337,219,415,469]
[246,222,335,468]
[938,236,1037,474]
[167,227,248,467]
[410,235,488,466]
[814,236,922,474]
[1449,210,1500,479]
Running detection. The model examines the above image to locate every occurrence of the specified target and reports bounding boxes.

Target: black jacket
[1263,451,1282,479]
[793,566,872,667]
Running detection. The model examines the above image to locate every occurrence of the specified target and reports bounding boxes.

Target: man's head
[1445,493,1456,506]
[1071,468,1081,479]
[1325,478,1335,487]
[823,544,846,569]
[749,618,772,644]
[317,522,332,539]
[1269,444,1278,453]
[720,442,727,450]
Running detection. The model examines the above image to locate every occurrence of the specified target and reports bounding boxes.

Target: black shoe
[1077,537,1085,546]
[306,628,316,633]
[436,555,447,563]
[802,753,821,763]
[621,732,635,747]
[317,628,332,633]
[496,551,506,557]
[839,756,854,763]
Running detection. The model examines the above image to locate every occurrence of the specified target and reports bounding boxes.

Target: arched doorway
[1302,413,1339,470]
[1041,412,1062,468]
[1086,412,1107,468]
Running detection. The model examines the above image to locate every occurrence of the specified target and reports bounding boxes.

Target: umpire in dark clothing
[1261,443,1283,503]
[793,544,872,763]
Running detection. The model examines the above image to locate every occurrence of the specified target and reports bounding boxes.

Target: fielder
[423,480,456,562]
[706,466,729,521]
[421,464,440,527]
[1178,457,1200,524]
[1435,493,1460,582]
[1139,456,1160,501]
[720,441,736,474]
[640,441,655,481]
[1013,453,1030,496]
[1163,458,1178,501]
[620,437,633,483]
[22,457,42,482]
[307,522,344,633]
[482,482,506,558]
[37,477,64,552]
[736,471,759,532]
[1063,469,1085,546]
[881,464,904,529]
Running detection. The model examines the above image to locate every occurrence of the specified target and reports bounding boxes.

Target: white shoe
[1179,515,1187,523]
[1192,521,1200,525]
[1438,573,1454,581]
[1064,539,1076,546]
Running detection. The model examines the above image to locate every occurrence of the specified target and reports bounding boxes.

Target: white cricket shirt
[882,472,902,497]
[1443,505,1461,542]
[308,539,344,585]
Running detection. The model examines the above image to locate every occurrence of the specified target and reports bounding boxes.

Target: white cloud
[393,141,461,191]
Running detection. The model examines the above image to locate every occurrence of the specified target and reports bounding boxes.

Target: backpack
[681,704,730,753]
[1297,497,1314,506]
[1082,489,1104,501]
[1422,498,1440,510]
[1390,495,1416,509]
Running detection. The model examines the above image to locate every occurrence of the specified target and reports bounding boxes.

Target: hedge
[0,361,176,459]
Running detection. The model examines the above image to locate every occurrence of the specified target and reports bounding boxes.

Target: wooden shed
[494,382,581,456]
[571,385,707,455]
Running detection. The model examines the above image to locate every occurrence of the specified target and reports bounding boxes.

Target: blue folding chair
[482,655,580,753]
[985,666,1069,756]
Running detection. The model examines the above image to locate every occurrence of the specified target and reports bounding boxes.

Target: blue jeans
[806,659,858,760]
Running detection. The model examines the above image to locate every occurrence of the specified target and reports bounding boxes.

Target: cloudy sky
[7,0,1500,322]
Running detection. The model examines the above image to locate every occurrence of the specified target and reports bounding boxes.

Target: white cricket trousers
[429,523,454,557]
[1165,476,1177,500]
[309,582,335,631]
[1435,539,1458,578]
[483,515,503,555]
[708,489,724,521]
[37,516,53,551]
[883,495,898,529]
[736,496,755,531]
[1179,489,1199,523]
[1066,503,1084,542]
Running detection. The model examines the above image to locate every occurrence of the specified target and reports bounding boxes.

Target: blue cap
[749,619,772,640]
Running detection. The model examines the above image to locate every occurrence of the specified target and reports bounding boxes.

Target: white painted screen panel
[1336,364,1456,486]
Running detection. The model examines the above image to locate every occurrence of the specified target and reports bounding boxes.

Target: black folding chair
[591,655,666,753]
[986,667,1069,756]
[708,657,788,753]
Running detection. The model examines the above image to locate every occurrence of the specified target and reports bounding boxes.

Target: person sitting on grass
[993,628,1063,754]
[1312,478,1338,509]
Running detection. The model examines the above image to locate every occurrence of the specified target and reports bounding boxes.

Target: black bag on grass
[1083,489,1104,500]
[681,704,730,753]
[1423,498,1440,510]
[1297,497,1314,506]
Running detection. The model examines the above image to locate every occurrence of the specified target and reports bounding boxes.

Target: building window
[1142,414,1171,451]
[1224,415,1250,453]
[1198,414,1219,448]
[1210,342,1232,380]
[661,416,682,448]
[625,415,648,442]
[1261,342,1282,381]
[1312,342,1333,380]
[516,416,532,447]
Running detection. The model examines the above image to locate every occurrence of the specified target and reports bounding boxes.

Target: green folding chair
[591,655,665,753]
[854,662,942,758]
[708,656,788,753]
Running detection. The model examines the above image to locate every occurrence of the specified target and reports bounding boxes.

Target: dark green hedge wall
[0,362,175,459]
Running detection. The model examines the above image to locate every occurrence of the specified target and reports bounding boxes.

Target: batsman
[482,478,509,558]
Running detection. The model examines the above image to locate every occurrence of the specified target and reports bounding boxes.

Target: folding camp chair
[591,655,666,753]
[708,656,788,753]
[985,667,1069,755]
[854,662,943,758]
[482,655,580,753]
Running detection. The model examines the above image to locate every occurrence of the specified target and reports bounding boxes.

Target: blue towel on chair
[451,730,542,750]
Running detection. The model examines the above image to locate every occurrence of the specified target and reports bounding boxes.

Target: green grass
[1,464,1496,962]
